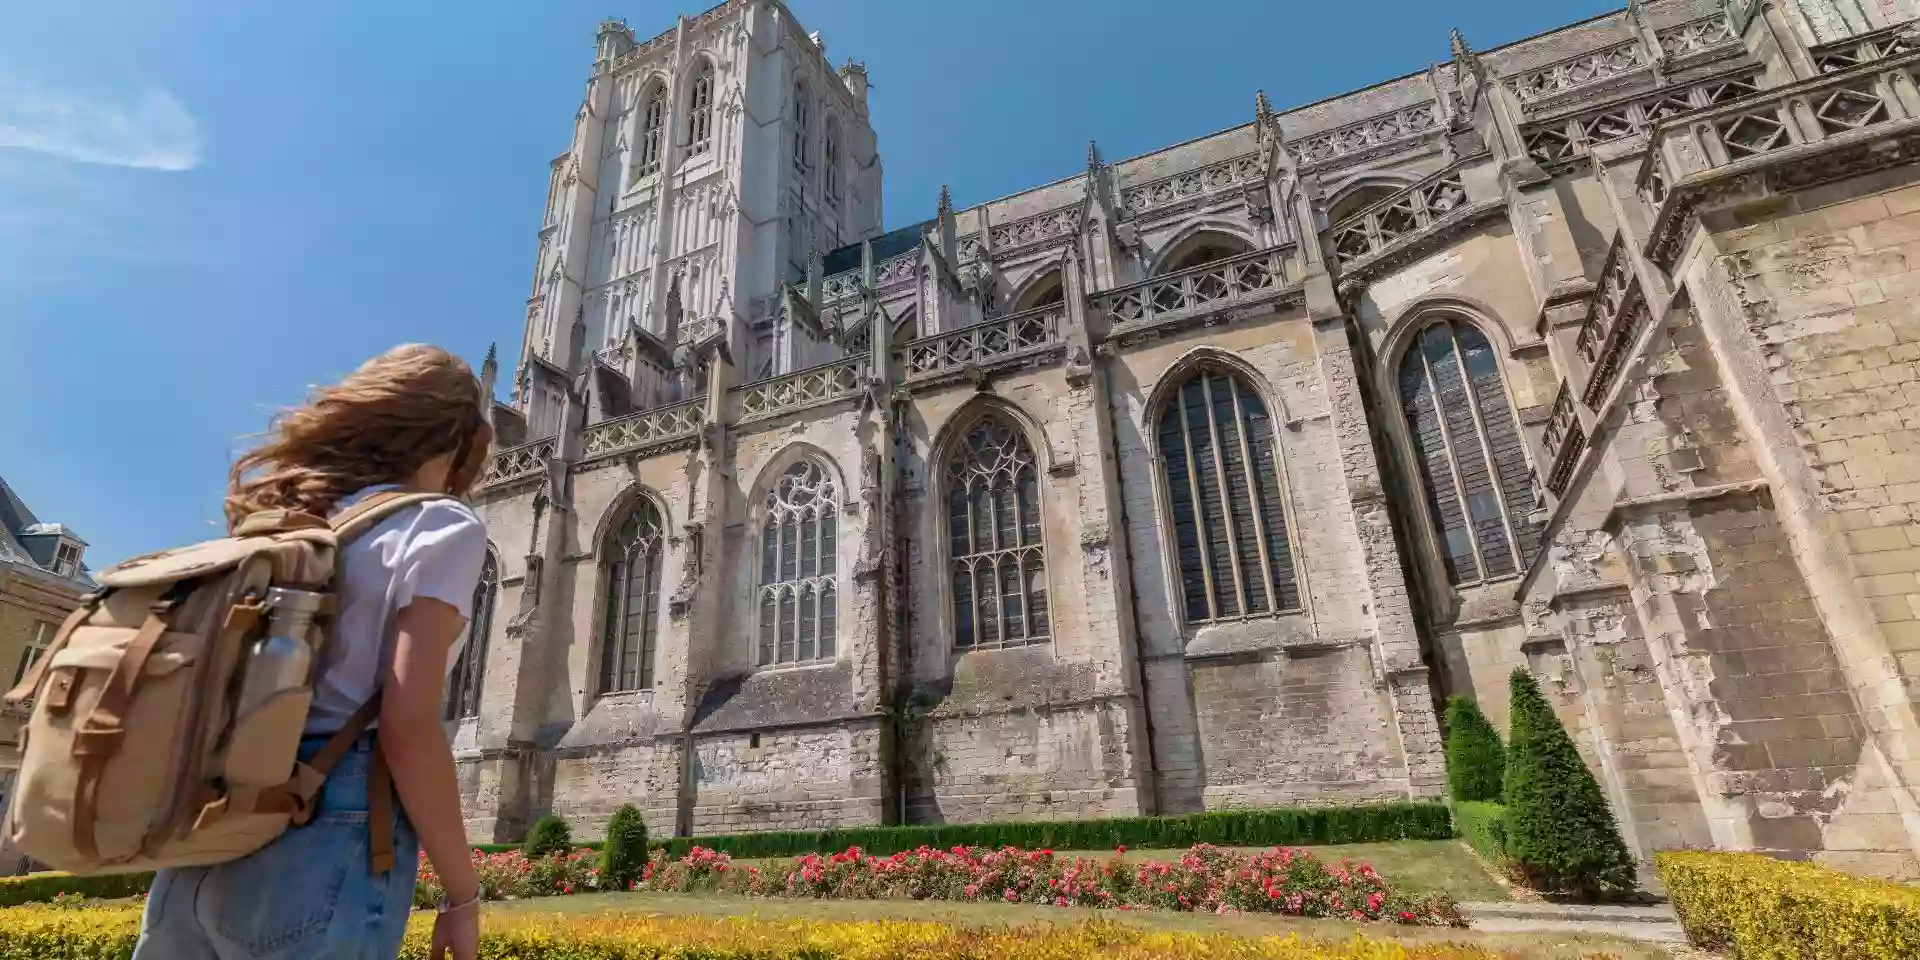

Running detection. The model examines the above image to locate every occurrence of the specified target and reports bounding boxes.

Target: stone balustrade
[1638,50,1920,267]
[1119,154,1262,218]
[1094,244,1298,332]
[1504,39,1646,105]
[1639,50,1920,202]
[1811,24,1914,74]
[1521,72,1761,170]
[733,355,867,423]
[1656,13,1738,60]
[898,305,1064,382]
[1576,237,1649,408]
[677,314,722,345]
[480,436,557,488]
[1540,382,1585,498]
[1328,165,1473,266]
[579,397,705,461]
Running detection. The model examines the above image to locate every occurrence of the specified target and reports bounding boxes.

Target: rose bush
[415,845,605,907]
[414,842,1460,925]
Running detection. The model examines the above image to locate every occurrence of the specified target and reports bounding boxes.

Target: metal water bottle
[233,587,324,718]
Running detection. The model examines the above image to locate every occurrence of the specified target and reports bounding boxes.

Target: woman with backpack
[130,344,492,960]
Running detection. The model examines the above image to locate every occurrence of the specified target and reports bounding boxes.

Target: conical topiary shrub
[1502,669,1636,898]
[523,813,572,859]
[599,804,649,890]
[1444,695,1505,803]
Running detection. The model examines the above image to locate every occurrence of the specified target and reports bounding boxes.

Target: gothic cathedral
[457,0,1920,878]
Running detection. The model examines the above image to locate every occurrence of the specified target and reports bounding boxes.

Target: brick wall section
[1191,645,1408,805]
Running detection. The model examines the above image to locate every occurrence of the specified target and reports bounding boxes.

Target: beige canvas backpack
[2,491,450,876]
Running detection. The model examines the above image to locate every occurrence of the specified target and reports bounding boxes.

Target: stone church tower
[459,0,1920,877]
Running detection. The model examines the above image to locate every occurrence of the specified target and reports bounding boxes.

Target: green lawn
[495,891,1665,959]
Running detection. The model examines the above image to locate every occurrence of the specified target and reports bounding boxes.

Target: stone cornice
[1647,118,1920,269]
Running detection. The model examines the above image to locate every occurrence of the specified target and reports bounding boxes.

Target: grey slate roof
[0,474,98,592]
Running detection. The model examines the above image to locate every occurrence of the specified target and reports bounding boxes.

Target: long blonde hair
[225,344,492,528]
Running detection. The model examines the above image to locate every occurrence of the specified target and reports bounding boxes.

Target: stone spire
[936,183,957,267]
[1450,27,1472,62]
[479,342,499,425]
[1450,27,1486,110]
[1255,89,1275,129]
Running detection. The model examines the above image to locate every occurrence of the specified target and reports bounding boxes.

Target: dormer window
[52,539,81,578]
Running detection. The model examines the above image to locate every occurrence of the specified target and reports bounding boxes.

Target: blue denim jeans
[133,737,420,960]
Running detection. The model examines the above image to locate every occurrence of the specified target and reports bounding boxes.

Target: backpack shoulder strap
[328,491,457,544]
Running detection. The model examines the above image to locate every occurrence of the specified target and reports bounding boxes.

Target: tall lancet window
[791,82,810,171]
[947,416,1049,650]
[445,552,498,721]
[599,500,666,692]
[1157,366,1301,623]
[824,121,842,205]
[758,461,838,665]
[636,84,666,180]
[1397,318,1539,585]
[686,61,713,157]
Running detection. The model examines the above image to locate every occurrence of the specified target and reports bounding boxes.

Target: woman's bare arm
[380,597,480,904]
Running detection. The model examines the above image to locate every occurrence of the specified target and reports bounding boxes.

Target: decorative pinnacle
[484,342,498,366]
[1256,89,1273,117]
[1450,27,1472,61]
[1087,139,1100,167]
[938,183,952,217]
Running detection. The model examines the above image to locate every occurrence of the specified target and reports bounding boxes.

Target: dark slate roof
[822,220,932,277]
[0,474,98,592]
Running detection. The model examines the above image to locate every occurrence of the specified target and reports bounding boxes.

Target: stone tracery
[758,460,839,664]
[945,417,1049,650]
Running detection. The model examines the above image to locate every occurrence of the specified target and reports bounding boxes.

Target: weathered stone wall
[1672,172,1920,875]
[688,721,885,833]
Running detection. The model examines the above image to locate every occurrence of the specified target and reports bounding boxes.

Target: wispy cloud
[0,74,201,171]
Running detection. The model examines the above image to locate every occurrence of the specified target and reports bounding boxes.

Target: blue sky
[0,0,1614,567]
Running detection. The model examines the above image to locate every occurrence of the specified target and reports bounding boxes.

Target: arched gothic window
[823,121,841,205]
[1156,232,1254,275]
[599,499,666,692]
[445,551,498,721]
[947,416,1049,649]
[1156,366,1300,623]
[758,461,838,664]
[1327,183,1400,224]
[791,83,810,171]
[1397,318,1540,585]
[636,84,666,180]
[686,61,714,157]
[1014,270,1065,312]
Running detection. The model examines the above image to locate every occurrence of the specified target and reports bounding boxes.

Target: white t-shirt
[305,485,490,735]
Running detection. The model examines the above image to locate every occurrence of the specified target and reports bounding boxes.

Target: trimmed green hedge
[476,802,1453,859]
[1660,851,1920,959]
[0,871,152,907]
[1454,802,1506,866]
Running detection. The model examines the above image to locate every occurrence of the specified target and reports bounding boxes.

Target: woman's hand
[381,597,484,954]
[429,901,479,960]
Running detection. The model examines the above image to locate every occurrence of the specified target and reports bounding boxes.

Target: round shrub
[523,813,572,859]
[1444,695,1505,803]
[1502,670,1635,898]
[599,805,649,890]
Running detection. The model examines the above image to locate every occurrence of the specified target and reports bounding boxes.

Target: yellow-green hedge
[1658,851,1920,960]
[0,904,1517,960]
[0,871,152,907]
